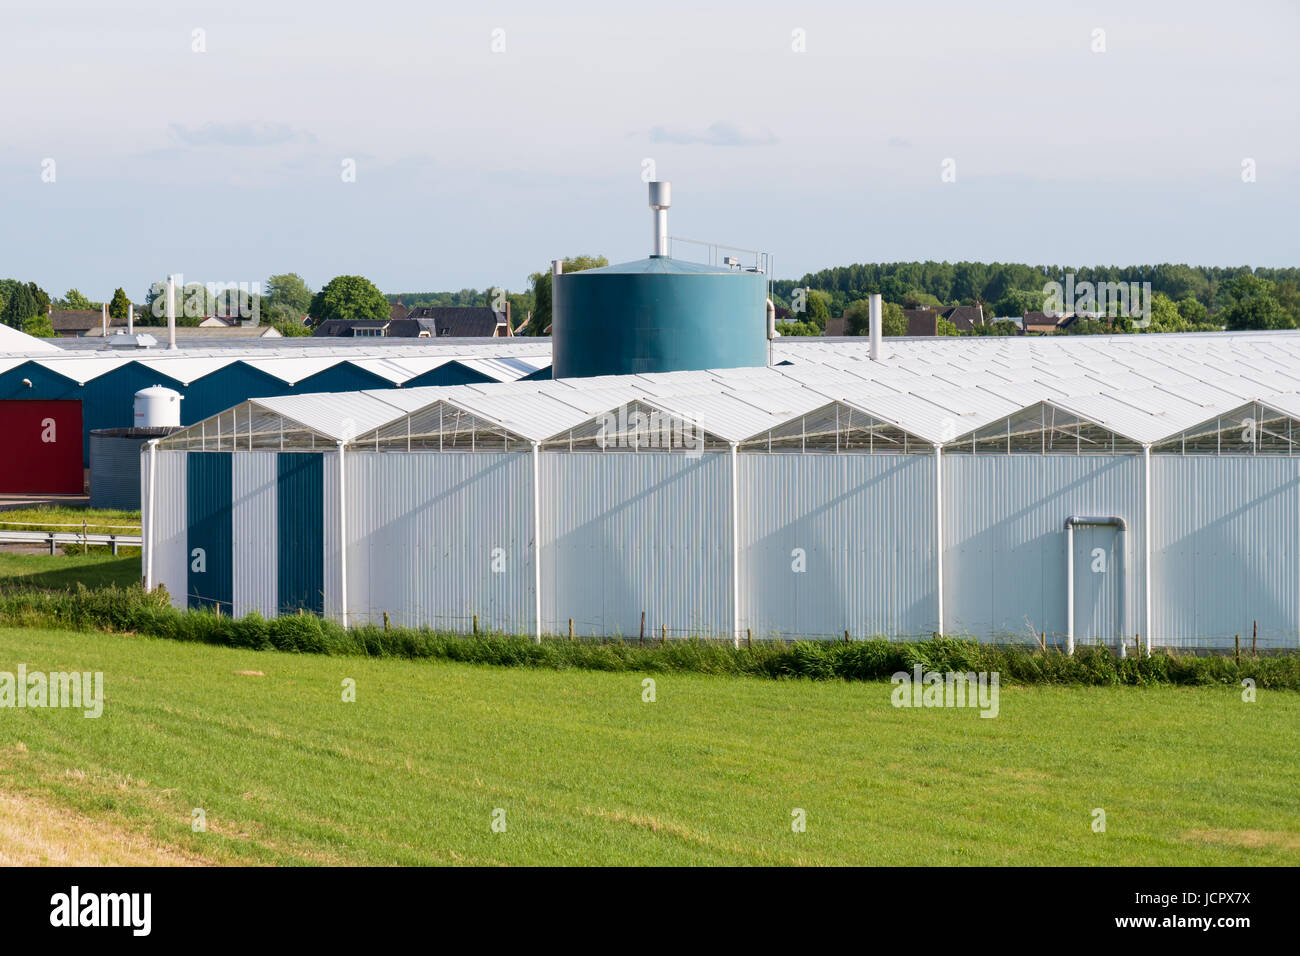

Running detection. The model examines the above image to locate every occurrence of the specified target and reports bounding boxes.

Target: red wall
[0,400,83,494]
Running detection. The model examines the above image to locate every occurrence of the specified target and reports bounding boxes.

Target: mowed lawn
[0,552,140,591]
[0,626,1297,866]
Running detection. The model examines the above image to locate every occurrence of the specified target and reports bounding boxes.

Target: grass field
[0,506,139,535]
[0,625,1296,866]
[0,552,139,591]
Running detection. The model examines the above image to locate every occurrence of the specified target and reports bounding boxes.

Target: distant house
[825,315,848,336]
[313,318,430,338]
[313,305,513,339]
[389,299,410,322]
[49,310,120,338]
[942,304,984,331]
[404,306,514,338]
[901,304,987,336]
[1022,311,1062,335]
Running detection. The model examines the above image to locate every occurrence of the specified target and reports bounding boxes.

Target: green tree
[307,275,390,324]
[774,319,822,336]
[108,288,131,322]
[525,255,608,336]
[936,316,959,336]
[993,288,1047,317]
[1145,293,1188,334]
[271,317,312,337]
[27,282,50,316]
[1176,296,1208,327]
[1,284,39,328]
[804,289,831,332]
[903,289,943,309]
[882,302,907,336]
[1220,275,1294,330]
[843,298,872,336]
[266,273,313,316]
[22,313,56,338]
[61,288,95,310]
[142,280,216,325]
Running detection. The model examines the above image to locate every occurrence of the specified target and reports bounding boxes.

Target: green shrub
[0,583,1296,689]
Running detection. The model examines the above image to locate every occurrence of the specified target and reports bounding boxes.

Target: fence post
[568,618,574,641]
[844,629,850,644]
[640,611,645,646]
[746,628,752,649]
[661,624,667,645]
[1234,634,1240,666]
[48,533,55,556]
[473,614,479,636]
[1253,620,1258,657]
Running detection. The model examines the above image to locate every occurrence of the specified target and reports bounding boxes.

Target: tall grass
[0,583,1296,689]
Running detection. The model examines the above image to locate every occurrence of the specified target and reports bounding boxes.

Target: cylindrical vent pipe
[869,293,884,360]
[166,274,177,350]
[648,181,671,257]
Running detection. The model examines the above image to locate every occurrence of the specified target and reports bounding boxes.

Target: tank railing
[668,237,769,275]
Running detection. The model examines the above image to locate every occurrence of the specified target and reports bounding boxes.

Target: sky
[1,0,1296,302]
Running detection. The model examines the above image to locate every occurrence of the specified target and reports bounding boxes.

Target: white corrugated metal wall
[323,448,343,621]
[1151,457,1300,649]
[942,456,1146,647]
[343,452,534,631]
[140,442,1300,649]
[232,453,277,617]
[738,454,937,638]
[142,448,187,609]
[540,452,730,638]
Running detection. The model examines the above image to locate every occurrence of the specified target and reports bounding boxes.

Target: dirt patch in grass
[0,786,211,866]
[1183,829,1300,852]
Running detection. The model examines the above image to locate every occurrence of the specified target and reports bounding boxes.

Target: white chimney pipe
[869,293,884,360]
[648,181,671,256]
[101,302,108,337]
[127,303,133,335]
[166,274,177,350]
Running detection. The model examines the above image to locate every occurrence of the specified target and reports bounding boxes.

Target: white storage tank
[134,386,182,428]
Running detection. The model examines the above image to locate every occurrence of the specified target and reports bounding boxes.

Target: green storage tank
[551,183,769,378]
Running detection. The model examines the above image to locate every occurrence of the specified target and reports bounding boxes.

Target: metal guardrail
[0,530,143,555]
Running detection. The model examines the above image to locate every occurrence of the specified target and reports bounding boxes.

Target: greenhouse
[142,331,1300,651]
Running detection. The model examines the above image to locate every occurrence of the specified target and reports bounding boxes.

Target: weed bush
[0,583,1296,689]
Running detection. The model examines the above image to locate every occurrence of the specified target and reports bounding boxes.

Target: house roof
[407,306,504,337]
[50,310,117,332]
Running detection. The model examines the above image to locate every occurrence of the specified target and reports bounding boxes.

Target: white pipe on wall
[166,274,177,350]
[145,439,158,591]
[730,442,741,649]
[934,444,944,636]
[337,440,348,628]
[532,441,542,644]
[1066,522,1075,656]
[1143,444,1153,656]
